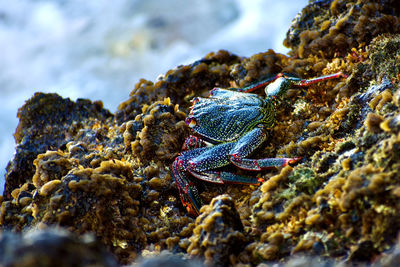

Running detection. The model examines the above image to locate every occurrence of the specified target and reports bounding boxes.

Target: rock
[0,228,118,267]
[2,1,400,266]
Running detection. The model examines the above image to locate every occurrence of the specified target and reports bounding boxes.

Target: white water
[0,0,307,193]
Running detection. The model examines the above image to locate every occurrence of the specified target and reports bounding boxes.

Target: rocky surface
[0,228,118,266]
[2,0,400,266]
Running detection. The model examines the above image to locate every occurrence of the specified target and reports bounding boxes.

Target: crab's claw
[180,186,201,216]
[172,158,202,216]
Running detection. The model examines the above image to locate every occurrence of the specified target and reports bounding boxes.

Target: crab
[172,72,347,215]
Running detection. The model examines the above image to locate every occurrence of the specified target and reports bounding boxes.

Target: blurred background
[0,0,308,193]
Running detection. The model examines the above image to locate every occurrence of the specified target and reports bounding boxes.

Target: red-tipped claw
[286,157,302,166]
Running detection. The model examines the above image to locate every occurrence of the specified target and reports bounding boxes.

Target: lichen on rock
[2,0,400,266]
[187,195,246,266]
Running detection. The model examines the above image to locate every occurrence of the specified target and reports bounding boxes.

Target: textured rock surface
[0,228,118,266]
[2,0,400,266]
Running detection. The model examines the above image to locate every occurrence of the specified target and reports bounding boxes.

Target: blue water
[0,0,307,194]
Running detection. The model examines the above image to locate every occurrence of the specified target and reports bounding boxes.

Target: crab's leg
[172,147,212,215]
[230,73,284,93]
[173,141,262,215]
[265,72,348,99]
[290,72,348,87]
[188,167,262,185]
[172,158,202,215]
[228,125,302,171]
[230,156,302,171]
[211,72,347,96]
[186,141,262,184]
[207,74,286,95]
[188,142,235,173]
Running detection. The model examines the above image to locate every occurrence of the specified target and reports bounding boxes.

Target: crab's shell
[187,89,275,143]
